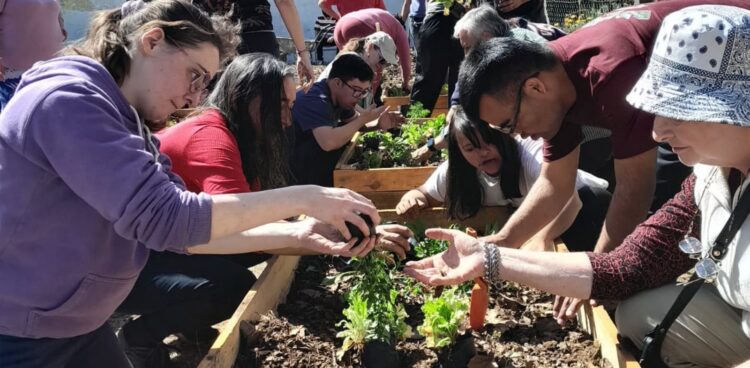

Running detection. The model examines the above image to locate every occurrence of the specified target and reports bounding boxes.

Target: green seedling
[417,287,469,349]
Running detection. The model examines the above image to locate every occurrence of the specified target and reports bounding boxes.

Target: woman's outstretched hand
[403,228,485,286]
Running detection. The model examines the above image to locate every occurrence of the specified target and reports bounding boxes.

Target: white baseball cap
[627,5,750,126]
[365,31,398,64]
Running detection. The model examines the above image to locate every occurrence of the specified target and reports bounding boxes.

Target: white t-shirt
[423,137,608,207]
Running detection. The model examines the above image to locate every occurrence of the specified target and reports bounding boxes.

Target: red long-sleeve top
[587,175,698,300]
[156,109,259,195]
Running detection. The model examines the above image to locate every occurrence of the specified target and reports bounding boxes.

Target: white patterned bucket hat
[627,5,750,126]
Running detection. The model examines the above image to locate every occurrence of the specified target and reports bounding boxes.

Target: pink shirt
[0,0,65,72]
[333,9,411,88]
[321,0,386,17]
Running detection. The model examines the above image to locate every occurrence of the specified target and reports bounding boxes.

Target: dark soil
[234,256,608,368]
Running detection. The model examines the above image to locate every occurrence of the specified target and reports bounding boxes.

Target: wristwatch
[426,137,437,152]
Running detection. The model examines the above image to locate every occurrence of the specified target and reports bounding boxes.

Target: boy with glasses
[290,53,404,186]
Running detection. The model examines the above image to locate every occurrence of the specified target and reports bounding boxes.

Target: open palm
[404,228,485,286]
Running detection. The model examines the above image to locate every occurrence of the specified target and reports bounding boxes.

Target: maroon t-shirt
[544,0,750,161]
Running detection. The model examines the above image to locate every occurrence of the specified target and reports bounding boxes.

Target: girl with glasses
[116,53,411,366]
[0,2,379,367]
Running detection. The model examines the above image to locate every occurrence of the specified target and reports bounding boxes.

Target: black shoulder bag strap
[633,184,750,368]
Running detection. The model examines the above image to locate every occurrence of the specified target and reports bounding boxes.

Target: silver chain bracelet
[482,242,501,285]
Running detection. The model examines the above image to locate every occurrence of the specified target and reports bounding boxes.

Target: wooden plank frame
[199,228,637,368]
[555,242,640,368]
[197,255,300,368]
[333,130,440,206]
[380,206,511,231]
[382,94,449,118]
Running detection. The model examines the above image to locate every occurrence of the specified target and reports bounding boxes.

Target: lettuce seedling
[417,287,469,349]
[336,252,411,359]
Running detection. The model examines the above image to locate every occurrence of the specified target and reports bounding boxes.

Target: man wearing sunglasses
[290,53,404,187]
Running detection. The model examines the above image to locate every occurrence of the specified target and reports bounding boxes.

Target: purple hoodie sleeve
[14,82,212,252]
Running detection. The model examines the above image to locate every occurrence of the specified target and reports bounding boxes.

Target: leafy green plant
[384,85,407,97]
[413,238,449,259]
[407,221,460,259]
[417,287,469,349]
[441,83,450,95]
[336,291,373,359]
[406,102,430,121]
[352,109,446,168]
[336,252,411,359]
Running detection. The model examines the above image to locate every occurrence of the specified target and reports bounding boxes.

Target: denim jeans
[0,323,131,368]
[117,252,269,346]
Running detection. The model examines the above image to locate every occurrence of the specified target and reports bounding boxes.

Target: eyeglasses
[188,69,211,94]
[340,79,371,99]
[497,72,539,135]
[172,44,212,94]
[678,168,720,282]
[678,236,720,282]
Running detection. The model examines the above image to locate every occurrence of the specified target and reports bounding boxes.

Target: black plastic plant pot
[363,136,381,151]
[345,214,376,249]
[436,333,476,368]
[362,341,401,368]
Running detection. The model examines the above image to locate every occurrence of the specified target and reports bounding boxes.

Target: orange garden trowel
[465,228,489,331]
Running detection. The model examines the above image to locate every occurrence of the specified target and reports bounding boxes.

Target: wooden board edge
[554,242,640,368]
[333,166,437,192]
[335,131,361,169]
[197,255,301,368]
[382,95,449,109]
[378,206,511,230]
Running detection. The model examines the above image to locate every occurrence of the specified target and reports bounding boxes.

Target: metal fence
[545,0,637,26]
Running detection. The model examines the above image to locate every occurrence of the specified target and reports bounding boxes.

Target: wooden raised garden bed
[382,94,450,118]
[333,116,443,209]
[197,231,639,368]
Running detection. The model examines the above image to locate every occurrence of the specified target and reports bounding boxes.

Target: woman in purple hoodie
[0,1,379,367]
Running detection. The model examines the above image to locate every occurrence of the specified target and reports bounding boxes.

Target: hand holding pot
[300,186,380,240]
[295,217,376,258]
[375,224,413,259]
[404,228,485,286]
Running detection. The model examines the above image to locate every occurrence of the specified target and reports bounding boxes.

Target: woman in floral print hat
[404,5,750,367]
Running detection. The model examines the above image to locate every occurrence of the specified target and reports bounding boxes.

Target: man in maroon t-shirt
[459,0,750,255]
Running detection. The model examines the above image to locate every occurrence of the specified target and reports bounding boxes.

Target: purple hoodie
[0,56,213,339]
